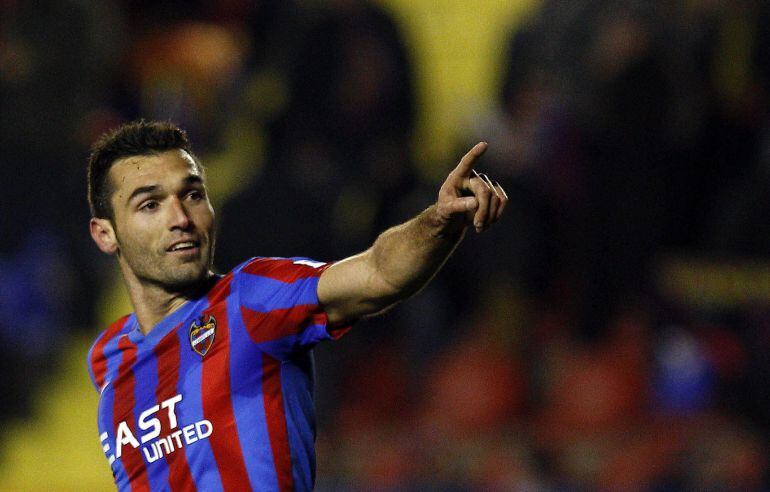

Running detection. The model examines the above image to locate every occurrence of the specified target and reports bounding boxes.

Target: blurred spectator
[0,0,122,418]
[0,231,74,419]
[653,326,714,415]
[217,1,417,267]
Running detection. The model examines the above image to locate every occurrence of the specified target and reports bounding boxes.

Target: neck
[119,262,212,335]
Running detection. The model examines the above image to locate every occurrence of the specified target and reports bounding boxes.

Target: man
[86,120,507,491]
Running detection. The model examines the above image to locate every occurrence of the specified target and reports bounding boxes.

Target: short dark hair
[87,120,200,219]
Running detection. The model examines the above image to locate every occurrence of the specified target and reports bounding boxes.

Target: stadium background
[1,0,769,489]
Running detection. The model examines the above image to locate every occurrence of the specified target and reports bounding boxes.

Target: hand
[435,142,508,234]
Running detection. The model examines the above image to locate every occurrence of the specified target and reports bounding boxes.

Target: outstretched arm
[318,142,508,326]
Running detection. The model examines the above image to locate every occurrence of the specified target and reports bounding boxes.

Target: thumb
[443,196,478,215]
[460,196,478,211]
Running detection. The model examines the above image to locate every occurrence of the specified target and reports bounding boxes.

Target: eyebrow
[125,175,205,205]
[127,185,159,204]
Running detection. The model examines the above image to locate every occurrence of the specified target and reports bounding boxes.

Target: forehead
[109,150,203,193]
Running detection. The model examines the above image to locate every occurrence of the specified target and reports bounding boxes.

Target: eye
[187,190,205,201]
[139,200,158,212]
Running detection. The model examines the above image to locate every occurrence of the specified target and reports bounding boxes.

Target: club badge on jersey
[189,315,216,356]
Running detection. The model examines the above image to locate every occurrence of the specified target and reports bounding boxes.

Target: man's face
[106,149,215,291]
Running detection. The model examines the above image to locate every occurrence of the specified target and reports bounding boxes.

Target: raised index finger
[449,142,488,180]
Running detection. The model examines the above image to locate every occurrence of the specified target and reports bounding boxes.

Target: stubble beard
[116,233,215,294]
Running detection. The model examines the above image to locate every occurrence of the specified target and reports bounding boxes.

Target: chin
[161,265,209,291]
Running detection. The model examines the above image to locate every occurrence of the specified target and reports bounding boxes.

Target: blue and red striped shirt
[87,257,350,491]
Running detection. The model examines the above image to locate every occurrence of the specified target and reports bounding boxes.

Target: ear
[90,217,118,255]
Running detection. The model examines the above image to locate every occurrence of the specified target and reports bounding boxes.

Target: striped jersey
[87,257,350,491]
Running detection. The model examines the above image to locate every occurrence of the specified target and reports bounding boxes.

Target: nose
[167,197,191,231]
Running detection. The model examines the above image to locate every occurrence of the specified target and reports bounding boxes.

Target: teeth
[171,242,195,251]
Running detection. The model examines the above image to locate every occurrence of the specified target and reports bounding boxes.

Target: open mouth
[167,240,201,253]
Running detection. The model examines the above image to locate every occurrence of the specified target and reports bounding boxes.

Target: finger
[475,173,500,224]
[441,196,479,216]
[449,142,488,180]
[494,181,508,220]
[476,171,501,199]
[463,169,495,195]
[469,177,493,231]
[464,172,497,229]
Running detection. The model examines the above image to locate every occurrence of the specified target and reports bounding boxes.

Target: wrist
[425,205,466,240]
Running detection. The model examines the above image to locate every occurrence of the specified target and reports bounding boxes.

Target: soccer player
[86,120,507,491]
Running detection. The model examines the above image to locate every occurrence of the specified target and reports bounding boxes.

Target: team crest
[189,315,216,357]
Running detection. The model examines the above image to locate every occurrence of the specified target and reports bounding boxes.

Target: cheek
[196,206,215,231]
[121,216,161,250]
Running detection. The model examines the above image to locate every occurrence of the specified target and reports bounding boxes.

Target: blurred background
[1,0,769,489]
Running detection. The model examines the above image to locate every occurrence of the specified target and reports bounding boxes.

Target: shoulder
[86,314,133,391]
[234,256,332,283]
[230,257,332,312]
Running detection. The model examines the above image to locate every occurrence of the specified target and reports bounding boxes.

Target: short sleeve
[234,257,351,358]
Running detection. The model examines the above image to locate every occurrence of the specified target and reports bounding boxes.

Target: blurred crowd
[1,0,770,489]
